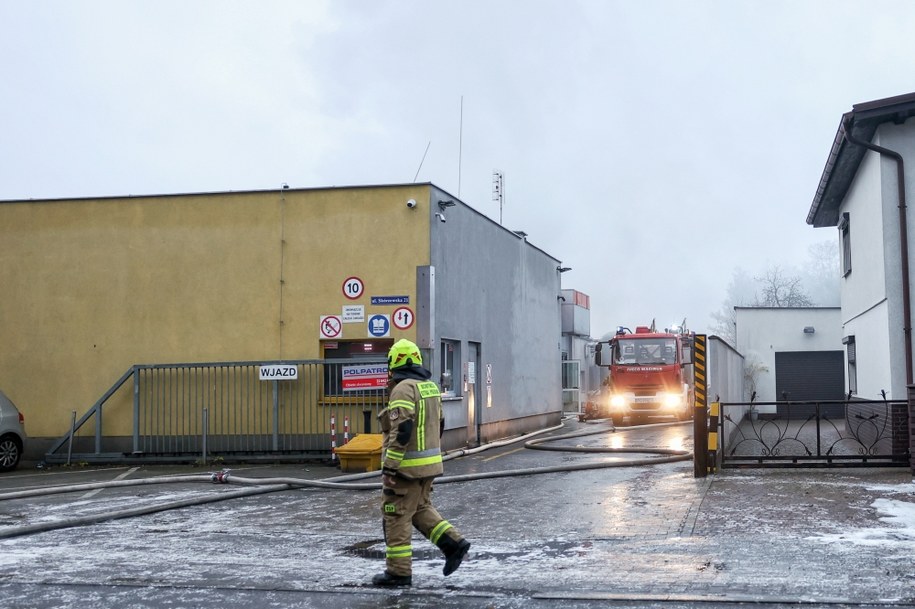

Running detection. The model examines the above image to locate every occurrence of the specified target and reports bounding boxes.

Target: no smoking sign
[320,315,343,339]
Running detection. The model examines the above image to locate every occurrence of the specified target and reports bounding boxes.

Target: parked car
[0,390,26,472]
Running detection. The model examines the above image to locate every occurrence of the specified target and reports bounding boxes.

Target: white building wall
[837,119,915,398]
[708,336,744,403]
[843,301,892,398]
[840,143,887,317]
[708,336,745,449]
[839,137,894,398]
[735,307,843,413]
[878,120,915,397]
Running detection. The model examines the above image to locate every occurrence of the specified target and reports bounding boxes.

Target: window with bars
[843,335,856,395]
[440,339,460,397]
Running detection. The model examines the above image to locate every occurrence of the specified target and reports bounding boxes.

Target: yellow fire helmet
[388,339,423,370]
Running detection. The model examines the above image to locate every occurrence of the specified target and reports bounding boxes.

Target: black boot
[371,570,412,587]
[438,537,471,576]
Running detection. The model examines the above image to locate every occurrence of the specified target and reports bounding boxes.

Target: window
[561,359,581,413]
[613,338,678,365]
[440,339,460,397]
[843,335,856,395]
[840,212,851,277]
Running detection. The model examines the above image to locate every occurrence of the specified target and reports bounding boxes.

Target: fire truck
[594,321,694,426]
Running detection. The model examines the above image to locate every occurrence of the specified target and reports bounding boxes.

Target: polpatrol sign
[342,364,388,391]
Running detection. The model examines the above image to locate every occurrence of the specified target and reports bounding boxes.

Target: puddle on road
[342,538,594,562]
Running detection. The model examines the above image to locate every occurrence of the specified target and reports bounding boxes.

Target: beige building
[1,183,565,462]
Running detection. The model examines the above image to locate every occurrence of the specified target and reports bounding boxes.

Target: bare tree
[709,267,755,344]
[709,306,738,344]
[753,266,813,307]
[801,240,840,306]
[710,241,837,343]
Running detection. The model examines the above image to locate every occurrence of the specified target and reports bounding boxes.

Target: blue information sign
[367,314,390,338]
[371,295,409,305]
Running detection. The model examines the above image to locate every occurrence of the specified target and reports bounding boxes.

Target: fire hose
[0,420,692,539]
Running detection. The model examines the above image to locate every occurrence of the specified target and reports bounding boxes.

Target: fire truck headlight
[609,395,626,409]
[661,393,681,409]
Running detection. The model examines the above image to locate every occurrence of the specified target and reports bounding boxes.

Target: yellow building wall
[0,185,431,439]
[280,186,429,352]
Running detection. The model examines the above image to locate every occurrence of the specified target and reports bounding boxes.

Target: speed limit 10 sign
[342,276,364,300]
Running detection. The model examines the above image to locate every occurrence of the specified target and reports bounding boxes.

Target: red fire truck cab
[594,323,694,426]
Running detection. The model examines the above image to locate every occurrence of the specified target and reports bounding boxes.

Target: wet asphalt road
[1,418,913,608]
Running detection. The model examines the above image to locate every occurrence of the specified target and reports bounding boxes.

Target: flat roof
[0,181,436,205]
[0,180,562,262]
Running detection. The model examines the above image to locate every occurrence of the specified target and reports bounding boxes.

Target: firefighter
[371,339,471,587]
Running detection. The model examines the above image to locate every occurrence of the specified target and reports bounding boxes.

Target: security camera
[406,199,417,209]
[435,212,446,223]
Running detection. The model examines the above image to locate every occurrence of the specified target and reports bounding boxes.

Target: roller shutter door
[774,351,845,418]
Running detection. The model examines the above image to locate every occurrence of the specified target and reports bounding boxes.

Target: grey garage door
[775,350,845,418]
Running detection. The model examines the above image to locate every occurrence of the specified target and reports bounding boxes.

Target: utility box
[336,433,384,473]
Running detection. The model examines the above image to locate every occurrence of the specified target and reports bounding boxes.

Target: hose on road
[0,420,692,539]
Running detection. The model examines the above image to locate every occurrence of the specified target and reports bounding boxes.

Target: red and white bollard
[330,413,337,461]
[343,416,350,445]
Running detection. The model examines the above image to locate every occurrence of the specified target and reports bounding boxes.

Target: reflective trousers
[381,476,463,577]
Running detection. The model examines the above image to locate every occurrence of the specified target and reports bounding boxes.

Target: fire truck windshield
[614,338,678,365]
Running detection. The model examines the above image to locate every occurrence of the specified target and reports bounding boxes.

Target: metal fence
[45,359,389,464]
[717,399,910,468]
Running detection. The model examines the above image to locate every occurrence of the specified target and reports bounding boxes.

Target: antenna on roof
[413,141,431,183]
[492,170,504,225]
[458,95,463,196]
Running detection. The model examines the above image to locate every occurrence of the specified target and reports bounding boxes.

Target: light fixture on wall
[435,200,455,223]
[803,326,816,334]
[557,266,572,273]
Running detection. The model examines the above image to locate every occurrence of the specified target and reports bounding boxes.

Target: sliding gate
[717,398,910,468]
[45,359,388,464]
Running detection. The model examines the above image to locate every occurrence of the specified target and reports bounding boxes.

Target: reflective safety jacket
[378,378,444,479]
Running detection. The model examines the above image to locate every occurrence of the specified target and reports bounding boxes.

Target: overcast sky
[2,1,913,337]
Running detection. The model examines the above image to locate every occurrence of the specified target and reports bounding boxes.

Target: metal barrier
[45,359,388,464]
[717,398,910,468]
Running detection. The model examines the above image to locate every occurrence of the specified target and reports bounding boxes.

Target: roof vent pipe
[843,117,912,385]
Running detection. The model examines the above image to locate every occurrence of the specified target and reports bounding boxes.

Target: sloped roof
[807,92,915,228]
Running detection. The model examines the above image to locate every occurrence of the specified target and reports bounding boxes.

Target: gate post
[708,401,719,473]
[272,380,280,452]
[693,334,708,478]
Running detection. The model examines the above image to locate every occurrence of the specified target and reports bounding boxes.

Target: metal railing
[717,399,910,468]
[45,359,388,464]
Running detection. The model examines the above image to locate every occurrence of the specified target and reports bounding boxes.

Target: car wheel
[0,434,22,472]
